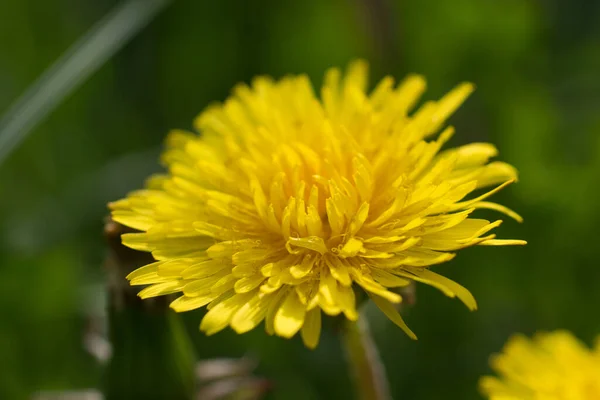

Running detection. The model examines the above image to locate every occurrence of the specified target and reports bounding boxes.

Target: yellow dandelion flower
[480,331,600,399]
[109,60,525,349]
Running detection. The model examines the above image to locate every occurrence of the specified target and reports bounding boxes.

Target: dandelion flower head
[480,331,600,399]
[110,61,525,348]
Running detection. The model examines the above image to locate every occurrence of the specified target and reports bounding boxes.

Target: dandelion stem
[342,317,392,400]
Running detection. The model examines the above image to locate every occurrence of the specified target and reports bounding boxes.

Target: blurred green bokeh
[1,0,600,399]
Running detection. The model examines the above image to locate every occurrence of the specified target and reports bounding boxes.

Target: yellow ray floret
[480,331,600,399]
[110,60,525,348]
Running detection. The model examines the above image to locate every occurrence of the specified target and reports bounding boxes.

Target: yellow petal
[371,269,411,288]
[182,261,229,279]
[350,269,402,303]
[234,275,266,293]
[369,293,417,340]
[265,289,288,336]
[286,236,328,255]
[471,201,523,223]
[206,239,258,259]
[164,129,196,149]
[138,280,184,299]
[301,308,322,349]
[403,267,477,311]
[450,180,515,211]
[369,75,394,107]
[230,292,272,333]
[337,285,358,321]
[337,237,365,258]
[306,204,324,237]
[127,261,163,282]
[290,254,317,279]
[428,82,475,135]
[348,202,370,236]
[130,274,173,286]
[156,259,192,277]
[444,142,498,169]
[210,273,236,294]
[476,162,519,188]
[170,294,216,312]
[200,292,252,335]
[250,178,269,223]
[322,67,341,116]
[324,255,352,286]
[326,197,345,238]
[394,74,427,114]
[111,211,155,231]
[479,239,527,246]
[343,59,368,93]
[183,270,229,296]
[274,290,307,338]
[120,232,153,252]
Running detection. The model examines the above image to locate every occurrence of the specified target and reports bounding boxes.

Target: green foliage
[1,0,600,398]
[105,302,196,400]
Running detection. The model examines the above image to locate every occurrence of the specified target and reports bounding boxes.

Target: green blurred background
[1,0,600,399]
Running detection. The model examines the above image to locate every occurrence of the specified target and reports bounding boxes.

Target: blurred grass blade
[0,0,172,166]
